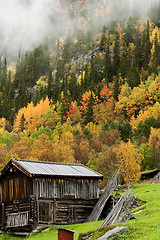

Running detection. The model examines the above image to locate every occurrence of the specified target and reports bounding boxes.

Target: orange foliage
[80,90,100,111]
[100,84,112,101]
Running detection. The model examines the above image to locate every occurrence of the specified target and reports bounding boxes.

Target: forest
[0,0,160,186]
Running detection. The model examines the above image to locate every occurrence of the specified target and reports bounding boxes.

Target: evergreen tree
[104,37,113,83]
[153,33,160,74]
[113,31,120,76]
[125,16,136,46]
[113,76,120,101]
[89,53,96,84]
[99,26,107,51]
[47,70,53,100]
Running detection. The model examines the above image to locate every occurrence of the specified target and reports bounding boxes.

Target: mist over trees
[0,0,158,60]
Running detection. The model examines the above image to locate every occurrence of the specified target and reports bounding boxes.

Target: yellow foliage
[131,102,160,128]
[86,122,102,136]
[31,134,56,162]
[149,27,160,66]
[0,118,6,131]
[116,141,142,185]
[36,76,48,89]
[77,71,85,85]
[11,136,31,160]
[73,123,83,135]
[148,127,160,149]
[53,133,76,163]
[13,97,51,135]
[150,26,160,44]
[93,101,116,125]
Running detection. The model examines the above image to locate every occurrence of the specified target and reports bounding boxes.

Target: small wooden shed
[58,228,75,240]
[0,158,103,229]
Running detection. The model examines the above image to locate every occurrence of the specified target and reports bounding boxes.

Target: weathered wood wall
[33,178,99,200]
[54,198,98,225]
[0,171,32,203]
[4,199,30,228]
[0,167,101,227]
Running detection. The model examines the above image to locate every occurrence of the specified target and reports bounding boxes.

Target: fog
[0,0,158,60]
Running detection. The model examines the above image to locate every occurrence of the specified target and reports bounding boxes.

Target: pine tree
[99,26,107,51]
[113,31,120,76]
[104,37,113,83]
[89,53,96,84]
[113,76,120,101]
[153,33,160,74]
[47,70,52,100]
[125,16,135,46]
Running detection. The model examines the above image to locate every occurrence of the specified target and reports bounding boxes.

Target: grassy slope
[0,182,160,240]
[115,182,160,240]
[0,221,103,240]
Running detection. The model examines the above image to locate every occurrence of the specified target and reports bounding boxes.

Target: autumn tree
[31,134,56,162]
[148,127,160,168]
[13,97,51,135]
[95,146,118,187]
[116,140,142,185]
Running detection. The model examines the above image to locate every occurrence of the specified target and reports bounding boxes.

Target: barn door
[38,201,53,224]
[68,206,76,224]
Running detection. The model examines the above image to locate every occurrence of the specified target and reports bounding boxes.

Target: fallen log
[101,189,136,227]
[97,226,129,240]
[86,170,119,223]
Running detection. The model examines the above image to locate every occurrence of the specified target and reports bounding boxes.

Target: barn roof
[1,158,103,179]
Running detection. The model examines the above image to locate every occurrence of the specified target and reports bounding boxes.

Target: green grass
[0,221,103,240]
[0,182,160,240]
[115,182,160,240]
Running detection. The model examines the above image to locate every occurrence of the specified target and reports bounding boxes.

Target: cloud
[0,0,156,60]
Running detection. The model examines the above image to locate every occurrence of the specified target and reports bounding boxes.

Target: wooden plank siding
[0,159,102,228]
[33,178,100,200]
[0,172,32,203]
[4,199,31,228]
[54,198,98,225]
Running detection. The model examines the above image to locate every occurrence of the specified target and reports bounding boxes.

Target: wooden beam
[101,189,135,226]
[86,170,119,222]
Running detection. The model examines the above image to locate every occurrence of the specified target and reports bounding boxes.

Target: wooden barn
[0,158,103,229]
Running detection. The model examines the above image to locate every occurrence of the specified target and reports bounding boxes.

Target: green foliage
[102,123,109,131]
[110,121,119,130]
[30,126,53,144]
[0,130,13,146]
[83,127,93,140]
[119,122,132,142]
[139,143,153,171]
[134,116,160,140]
[73,129,80,136]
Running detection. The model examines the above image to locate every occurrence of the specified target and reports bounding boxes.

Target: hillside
[0,0,160,186]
